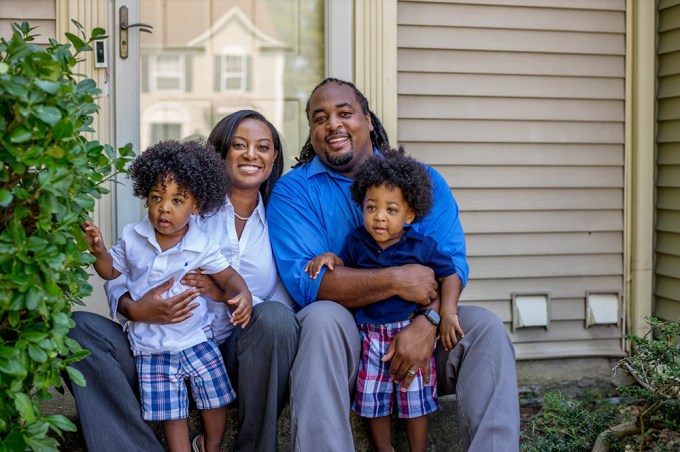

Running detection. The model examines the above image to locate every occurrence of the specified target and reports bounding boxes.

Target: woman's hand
[120,277,200,324]
[381,315,437,391]
[181,269,224,301]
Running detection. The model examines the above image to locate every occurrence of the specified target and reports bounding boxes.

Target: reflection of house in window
[143,54,192,93]
[142,103,189,149]
[215,48,251,92]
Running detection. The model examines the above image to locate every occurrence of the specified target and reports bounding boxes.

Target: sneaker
[191,434,204,452]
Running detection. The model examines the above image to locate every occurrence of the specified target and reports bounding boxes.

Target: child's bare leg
[368,415,393,452]
[405,415,429,452]
[163,418,191,452]
[201,406,227,452]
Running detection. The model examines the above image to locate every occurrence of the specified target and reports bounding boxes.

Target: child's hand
[227,290,252,328]
[304,252,344,279]
[81,221,107,254]
[439,310,464,352]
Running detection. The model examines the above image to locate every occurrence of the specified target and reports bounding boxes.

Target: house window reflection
[149,54,187,93]
[219,51,249,92]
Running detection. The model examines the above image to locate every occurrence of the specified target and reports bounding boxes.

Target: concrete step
[42,388,463,451]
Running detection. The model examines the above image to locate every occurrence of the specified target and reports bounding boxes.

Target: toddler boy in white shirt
[82,140,252,452]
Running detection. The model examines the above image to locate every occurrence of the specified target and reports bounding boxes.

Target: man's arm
[316,264,438,308]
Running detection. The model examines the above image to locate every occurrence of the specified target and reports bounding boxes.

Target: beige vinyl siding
[656,0,680,322]
[397,0,626,359]
[0,0,55,44]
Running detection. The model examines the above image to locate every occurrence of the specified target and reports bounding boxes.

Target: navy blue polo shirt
[342,226,457,325]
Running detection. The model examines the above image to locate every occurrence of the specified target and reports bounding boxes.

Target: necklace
[234,212,251,221]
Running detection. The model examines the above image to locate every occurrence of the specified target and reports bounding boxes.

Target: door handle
[119,6,153,60]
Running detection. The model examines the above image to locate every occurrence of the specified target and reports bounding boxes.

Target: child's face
[362,183,415,249]
[147,177,198,240]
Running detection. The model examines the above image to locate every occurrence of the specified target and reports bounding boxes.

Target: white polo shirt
[107,194,295,344]
[110,216,229,354]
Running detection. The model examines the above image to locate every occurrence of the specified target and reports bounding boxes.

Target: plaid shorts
[353,320,439,419]
[135,339,235,421]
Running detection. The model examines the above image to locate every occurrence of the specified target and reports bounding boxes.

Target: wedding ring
[407,368,417,375]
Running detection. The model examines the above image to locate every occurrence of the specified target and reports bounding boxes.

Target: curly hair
[294,78,391,167]
[128,140,230,217]
[350,147,433,221]
[208,110,284,206]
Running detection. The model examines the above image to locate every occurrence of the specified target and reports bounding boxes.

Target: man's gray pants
[67,301,299,452]
[290,301,520,452]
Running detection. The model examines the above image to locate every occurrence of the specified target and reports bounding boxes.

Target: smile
[238,165,262,173]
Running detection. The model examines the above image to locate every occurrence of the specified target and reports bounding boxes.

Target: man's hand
[381,315,437,391]
[120,277,200,324]
[394,264,438,305]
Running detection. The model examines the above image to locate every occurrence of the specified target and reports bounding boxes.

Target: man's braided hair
[294,78,391,167]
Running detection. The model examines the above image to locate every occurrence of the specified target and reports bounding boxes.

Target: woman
[68,110,300,452]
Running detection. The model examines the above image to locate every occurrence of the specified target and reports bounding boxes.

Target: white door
[111,0,334,235]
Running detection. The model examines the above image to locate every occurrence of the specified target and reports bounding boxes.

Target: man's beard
[324,148,353,168]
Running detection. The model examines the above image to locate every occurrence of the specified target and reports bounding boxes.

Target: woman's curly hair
[128,140,230,217]
[350,146,433,221]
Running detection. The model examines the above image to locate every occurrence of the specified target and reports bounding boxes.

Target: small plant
[0,21,133,451]
[593,316,679,452]
[521,391,616,452]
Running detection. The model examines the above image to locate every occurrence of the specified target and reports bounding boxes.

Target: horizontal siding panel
[398,2,624,33]
[461,276,623,301]
[510,320,620,342]
[463,210,622,233]
[0,20,54,43]
[658,74,680,98]
[398,49,624,78]
[400,119,623,144]
[660,0,680,10]
[657,142,680,164]
[455,188,621,211]
[434,166,622,188]
[656,254,680,279]
[397,25,624,55]
[655,275,680,301]
[469,254,622,279]
[658,119,680,142]
[654,299,680,322]
[515,339,624,360]
[399,73,624,99]
[460,298,587,324]
[657,210,680,233]
[467,232,622,256]
[658,51,680,76]
[413,0,625,10]
[658,29,680,54]
[655,231,680,254]
[657,188,680,209]
[659,5,680,32]
[657,165,680,185]
[398,96,623,121]
[658,96,680,119]
[0,0,56,18]
[404,143,623,166]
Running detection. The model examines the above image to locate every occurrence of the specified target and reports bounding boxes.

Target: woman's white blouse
[106,193,294,343]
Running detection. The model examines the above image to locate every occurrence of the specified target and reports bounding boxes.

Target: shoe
[191,433,204,452]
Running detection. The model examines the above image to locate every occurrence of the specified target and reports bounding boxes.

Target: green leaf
[65,366,86,387]
[52,119,75,140]
[27,344,48,363]
[34,79,60,94]
[45,414,77,432]
[64,32,85,52]
[0,189,13,207]
[0,62,8,74]
[34,105,62,125]
[9,127,32,143]
[13,392,35,422]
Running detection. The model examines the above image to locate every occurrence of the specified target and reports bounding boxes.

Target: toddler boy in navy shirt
[305,146,464,452]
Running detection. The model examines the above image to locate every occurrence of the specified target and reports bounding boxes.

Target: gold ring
[407,368,417,375]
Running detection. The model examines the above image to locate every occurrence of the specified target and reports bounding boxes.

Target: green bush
[0,21,133,451]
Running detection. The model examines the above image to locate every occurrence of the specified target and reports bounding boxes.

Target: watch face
[426,310,441,325]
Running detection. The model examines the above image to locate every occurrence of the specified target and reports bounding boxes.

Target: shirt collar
[133,216,206,252]
[224,192,266,226]
[305,147,382,181]
[350,224,421,245]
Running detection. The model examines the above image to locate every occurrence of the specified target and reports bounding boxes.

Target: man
[267,78,520,451]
